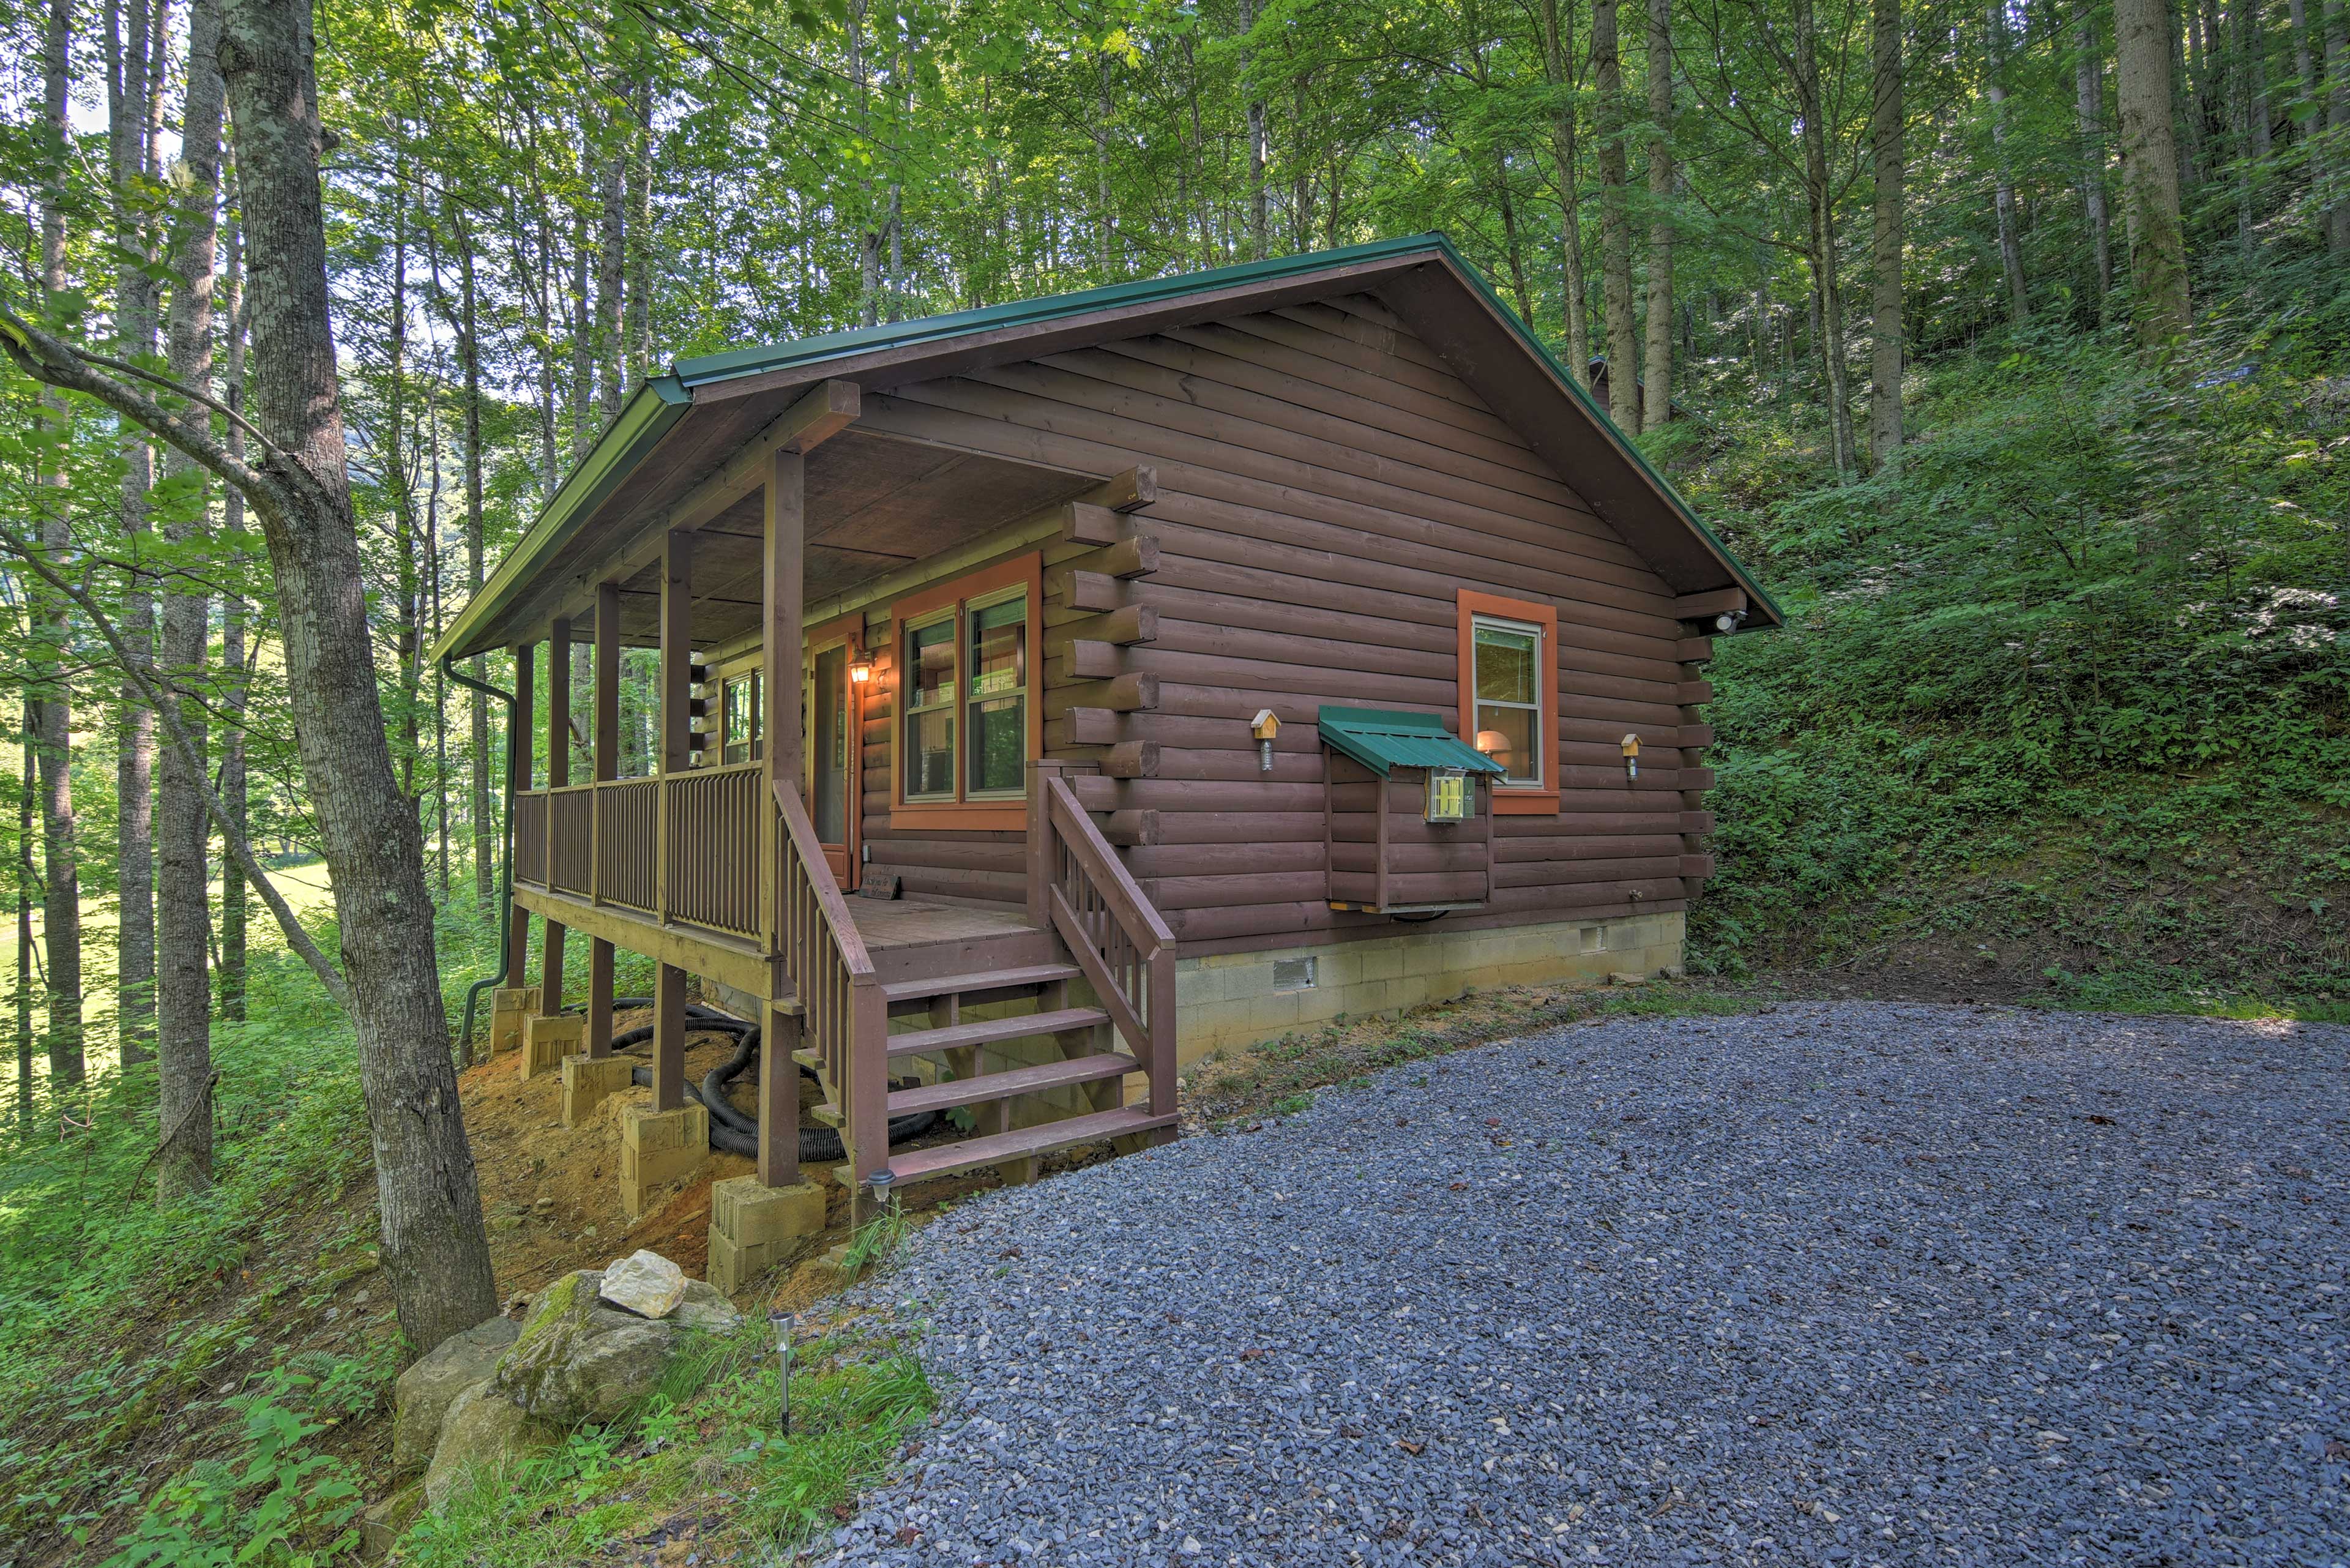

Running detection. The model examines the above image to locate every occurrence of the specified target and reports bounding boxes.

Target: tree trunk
[34,0,80,1090]
[2116,0,2195,337]
[624,73,654,382]
[2327,0,2349,250]
[1594,0,1641,431]
[155,0,225,1203]
[1870,0,1905,466]
[1241,0,1269,260]
[596,94,627,420]
[218,209,248,1023]
[1642,0,1676,430]
[1539,0,1592,386]
[113,0,160,1070]
[570,192,592,457]
[1987,0,2031,326]
[1796,0,1858,473]
[456,210,493,905]
[214,0,498,1353]
[17,703,34,1132]
[2077,10,2116,302]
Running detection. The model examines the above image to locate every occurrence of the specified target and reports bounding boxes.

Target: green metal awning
[1317,707,1507,778]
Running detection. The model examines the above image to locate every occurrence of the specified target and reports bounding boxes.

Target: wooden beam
[590,584,619,1058]
[507,641,535,985]
[668,379,860,536]
[660,533,693,775]
[547,616,572,789]
[1058,501,1124,547]
[764,447,807,802]
[1086,465,1157,512]
[1670,587,1747,622]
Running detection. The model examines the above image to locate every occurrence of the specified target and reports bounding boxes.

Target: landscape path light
[769,1309,794,1435]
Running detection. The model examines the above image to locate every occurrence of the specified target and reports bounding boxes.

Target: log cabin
[433,233,1778,1279]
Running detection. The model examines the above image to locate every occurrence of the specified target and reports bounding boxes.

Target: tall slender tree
[2116,0,2193,338]
[1539,0,1593,385]
[1643,0,1677,430]
[1870,0,1904,466]
[155,0,226,1202]
[1594,0,1641,430]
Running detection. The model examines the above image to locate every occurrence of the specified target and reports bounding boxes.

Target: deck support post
[540,619,572,1015]
[505,640,535,987]
[588,583,619,1058]
[652,530,695,1110]
[759,444,805,1184]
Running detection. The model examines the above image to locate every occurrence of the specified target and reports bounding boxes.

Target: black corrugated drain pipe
[442,652,517,1061]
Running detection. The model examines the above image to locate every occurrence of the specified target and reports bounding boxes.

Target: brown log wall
[841,294,1712,951]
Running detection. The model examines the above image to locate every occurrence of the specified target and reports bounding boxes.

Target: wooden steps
[884,1006,1108,1060]
[880,963,1081,1002]
[885,1053,1137,1116]
[839,1106,1177,1189]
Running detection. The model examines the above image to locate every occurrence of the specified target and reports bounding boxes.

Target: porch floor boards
[847,897,1039,950]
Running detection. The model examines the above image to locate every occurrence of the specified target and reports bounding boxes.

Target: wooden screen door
[805,634,859,889]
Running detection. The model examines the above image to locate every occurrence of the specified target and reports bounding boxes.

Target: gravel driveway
[823,1001,2348,1567]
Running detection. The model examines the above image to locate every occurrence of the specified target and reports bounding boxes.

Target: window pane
[1474,703,1537,785]
[968,695,1025,795]
[968,595,1026,696]
[1474,624,1537,704]
[813,646,848,843]
[906,709,955,800]
[907,618,955,710]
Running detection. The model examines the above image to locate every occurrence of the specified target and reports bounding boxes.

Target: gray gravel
[822,1001,2349,1567]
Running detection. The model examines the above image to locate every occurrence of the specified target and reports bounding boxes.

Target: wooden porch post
[759,446,805,1187]
[653,533,693,1111]
[540,618,570,1015]
[505,641,534,985]
[588,584,619,1058]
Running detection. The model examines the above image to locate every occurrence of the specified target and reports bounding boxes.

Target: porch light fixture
[1620,733,1641,781]
[849,652,874,685]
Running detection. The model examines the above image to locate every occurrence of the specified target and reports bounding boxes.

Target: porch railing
[510,766,766,941]
[595,777,660,912]
[665,761,765,938]
[514,791,549,887]
[775,778,888,1181]
[1031,761,1177,1118]
[548,785,595,895]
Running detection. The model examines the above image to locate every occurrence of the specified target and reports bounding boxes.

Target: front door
[806,638,859,889]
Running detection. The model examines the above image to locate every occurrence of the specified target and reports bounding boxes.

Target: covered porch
[467,377,1178,1242]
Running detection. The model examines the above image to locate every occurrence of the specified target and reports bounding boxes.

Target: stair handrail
[773,777,889,1182]
[1032,763,1177,1118]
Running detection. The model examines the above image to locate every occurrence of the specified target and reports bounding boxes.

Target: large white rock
[597,1249,687,1319]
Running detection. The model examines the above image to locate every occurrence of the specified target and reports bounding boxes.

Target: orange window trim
[1457,588,1561,815]
[888,552,1044,832]
[804,610,866,883]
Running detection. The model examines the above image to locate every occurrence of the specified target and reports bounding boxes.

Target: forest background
[0,0,2344,1555]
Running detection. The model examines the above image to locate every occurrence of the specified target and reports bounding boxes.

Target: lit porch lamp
[848,651,875,687]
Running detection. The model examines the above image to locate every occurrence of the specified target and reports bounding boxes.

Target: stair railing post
[1026,758,1072,929]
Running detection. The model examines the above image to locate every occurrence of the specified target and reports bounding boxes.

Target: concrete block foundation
[619,1102,709,1220]
[488,987,541,1056]
[560,1055,635,1128]
[706,1176,828,1293]
[1171,911,1685,1066]
[520,1014,583,1081]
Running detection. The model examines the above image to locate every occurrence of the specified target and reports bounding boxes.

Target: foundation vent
[1272,955,1319,992]
[1579,926,1606,955]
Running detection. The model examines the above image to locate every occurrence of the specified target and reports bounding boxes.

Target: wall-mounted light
[848,651,874,685]
[1250,708,1280,772]
[1712,609,1747,635]
[1620,733,1641,782]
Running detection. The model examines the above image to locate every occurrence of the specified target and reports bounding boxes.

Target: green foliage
[94,1372,365,1568]
[395,1321,933,1566]
[841,1196,911,1277]
[1686,282,2350,1007]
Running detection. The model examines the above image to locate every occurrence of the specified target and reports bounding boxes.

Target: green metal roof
[435,231,1780,665]
[1318,706,1507,778]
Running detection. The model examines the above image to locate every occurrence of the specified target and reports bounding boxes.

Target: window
[1457,589,1560,813]
[1471,617,1542,786]
[889,554,1043,829]
[722,672,761,765]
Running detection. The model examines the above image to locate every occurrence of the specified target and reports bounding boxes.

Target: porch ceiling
[520,430,1095,651]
